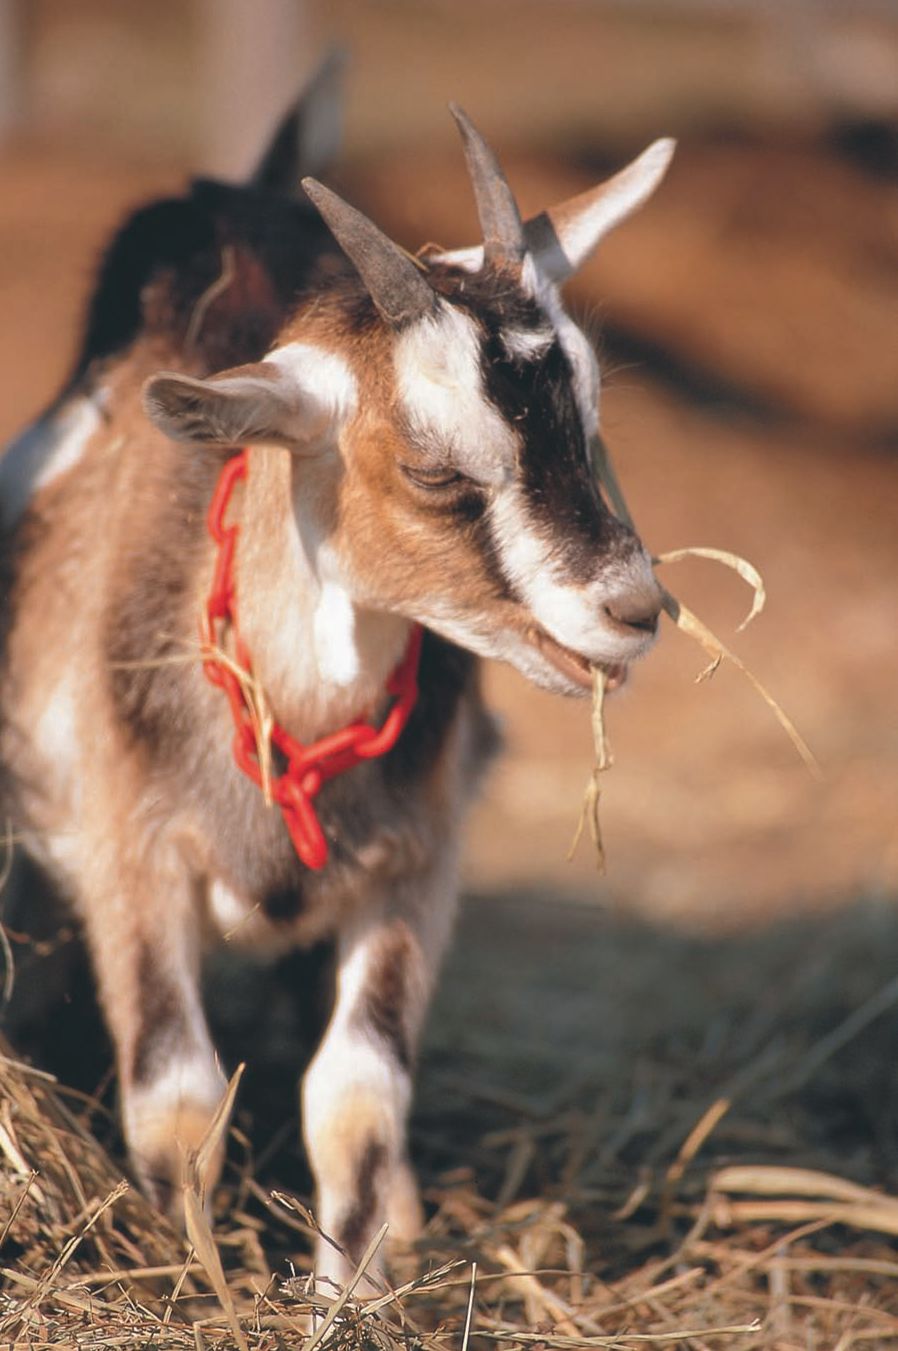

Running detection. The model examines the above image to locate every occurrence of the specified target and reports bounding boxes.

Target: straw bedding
[2,888,898,1349]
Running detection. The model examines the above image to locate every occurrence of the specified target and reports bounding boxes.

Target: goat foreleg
[80,842,226,1217]
[301,855,458,1291]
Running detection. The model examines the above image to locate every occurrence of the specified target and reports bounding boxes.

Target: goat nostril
[604,601,660,636]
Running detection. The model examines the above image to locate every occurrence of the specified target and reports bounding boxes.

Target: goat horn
[449,104,525,271]
[524,138,676,283]
[302,178,438,328]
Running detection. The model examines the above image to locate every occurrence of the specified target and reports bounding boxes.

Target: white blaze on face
[394,304,518,485]
[488,290,652,665]
[490,479,658,666]
[489,275,642,663]
[554,309,601,429]
[489,482,596,649]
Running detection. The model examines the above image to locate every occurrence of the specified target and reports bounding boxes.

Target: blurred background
[1,0,896,936]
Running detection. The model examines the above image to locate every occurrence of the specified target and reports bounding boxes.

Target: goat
[0,67,672,1288]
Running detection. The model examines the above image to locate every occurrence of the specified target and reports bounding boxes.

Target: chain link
[201,451,422,871]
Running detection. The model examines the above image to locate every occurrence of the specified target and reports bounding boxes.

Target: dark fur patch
[481,330,636,582]
[104,447,217,757]
[426,261,641,582]
[384,629,473,786]
[67,180,340,397]
[261,884,304,923]
[340,1138,387,1259]
[361,924,414,1072]
[131,946,191,1086]
[426,263,545,332]
[73,198,214,383]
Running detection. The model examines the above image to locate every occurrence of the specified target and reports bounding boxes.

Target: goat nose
[604,590,662,636]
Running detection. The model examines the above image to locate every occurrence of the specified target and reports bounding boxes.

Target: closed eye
[400,463,466,490]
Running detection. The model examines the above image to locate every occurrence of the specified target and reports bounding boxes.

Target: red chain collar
[201,450,423,871]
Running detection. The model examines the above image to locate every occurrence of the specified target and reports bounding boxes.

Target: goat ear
[526,138,675,283]
[250,47,347,192]
[143,357,346,452]
[428,140,675,284]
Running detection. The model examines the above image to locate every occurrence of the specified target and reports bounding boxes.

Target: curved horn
[524,138,676,283]
[302,178,438,328]
[449,104,525,271]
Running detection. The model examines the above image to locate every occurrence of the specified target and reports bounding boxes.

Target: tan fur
[323,322,516,625]
[0,89,680,1298]
[1,324,486,1260]
[1,158,660,1276]
[129,1099,226,1215]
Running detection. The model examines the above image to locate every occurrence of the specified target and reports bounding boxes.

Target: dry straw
[2,911,898,1351]
[571,433,820,870]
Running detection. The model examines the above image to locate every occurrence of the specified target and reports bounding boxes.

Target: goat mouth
[527,626,627,692]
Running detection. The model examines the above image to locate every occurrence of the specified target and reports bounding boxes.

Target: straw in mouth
[527,624,627,692]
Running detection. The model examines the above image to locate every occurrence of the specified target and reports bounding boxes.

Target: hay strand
[576,430,819,870]
[304,1221,389,1351]
[658,586,821,776]
[183,1065,248,1351]
[568,668,612,871]
[461,1261,478,1351]
[655,547,766,632]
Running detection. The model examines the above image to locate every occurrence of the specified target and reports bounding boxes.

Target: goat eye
[400,463,464,490]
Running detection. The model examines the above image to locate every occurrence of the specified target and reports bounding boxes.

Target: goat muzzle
[527,625,628,693]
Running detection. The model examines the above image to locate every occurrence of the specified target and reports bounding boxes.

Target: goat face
[144,112,673,697]
[372,267,661,695]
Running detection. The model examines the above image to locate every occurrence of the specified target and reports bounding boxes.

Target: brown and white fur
[0,85,673,1289]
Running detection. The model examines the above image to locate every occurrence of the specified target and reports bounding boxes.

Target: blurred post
[0,0,23,139]
[194,0,312,181]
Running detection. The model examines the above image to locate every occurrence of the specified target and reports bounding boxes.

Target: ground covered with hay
[3,890,898,1348]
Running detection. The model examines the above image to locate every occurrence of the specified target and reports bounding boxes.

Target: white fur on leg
[302,1022,409,1291]
[302,856,461,1289]
[124,1048,228,1217]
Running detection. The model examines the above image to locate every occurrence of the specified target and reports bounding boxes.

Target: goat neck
[232,440,411,743]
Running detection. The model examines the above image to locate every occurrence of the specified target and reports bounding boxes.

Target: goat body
[0,65,672,1286]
